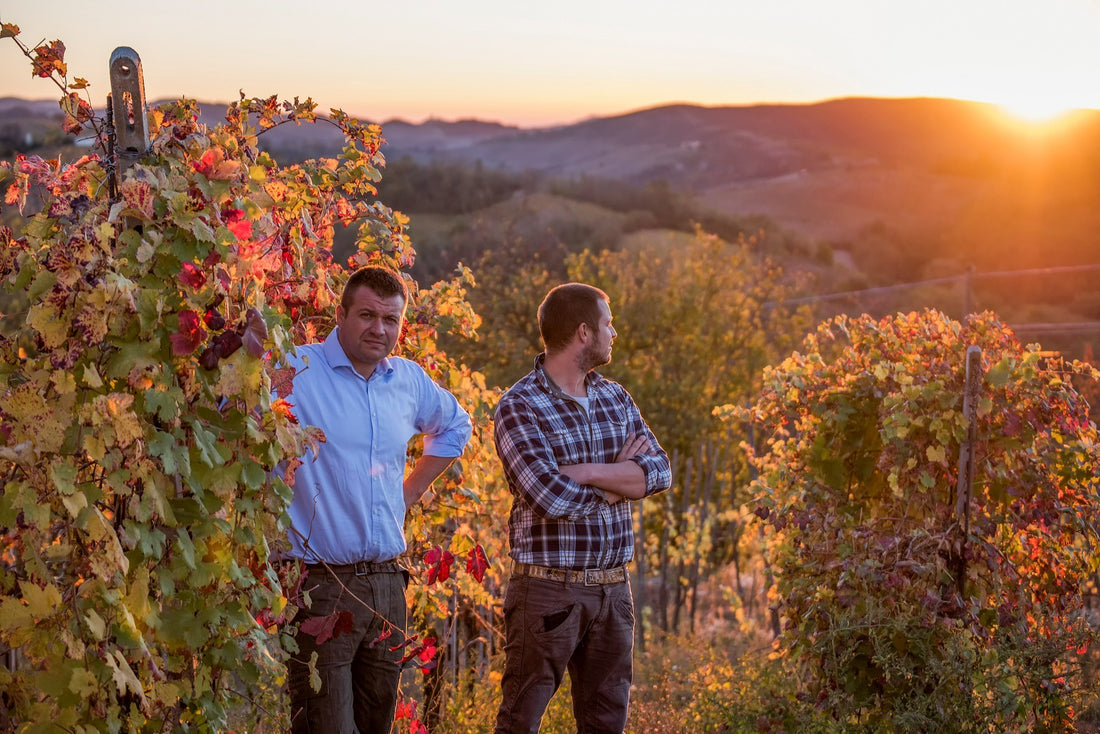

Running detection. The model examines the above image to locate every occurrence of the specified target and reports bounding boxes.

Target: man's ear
[335,304,346,328]
[575,322,589,344]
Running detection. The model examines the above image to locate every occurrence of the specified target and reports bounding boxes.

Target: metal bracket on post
[109,46,149,175]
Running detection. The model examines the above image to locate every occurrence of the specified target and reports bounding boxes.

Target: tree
[569,228,812,456]
[727,309,1100,731]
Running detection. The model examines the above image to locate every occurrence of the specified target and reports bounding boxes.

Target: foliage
[726,309,1100,732]
[420,627,834,734]
[0,25,501,732]
[460,228,815,617]
[570,228,813,455]
[442,243,558,390]
[400,191,623,287]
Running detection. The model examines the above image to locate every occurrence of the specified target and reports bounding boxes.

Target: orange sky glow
[3,0,1099,128]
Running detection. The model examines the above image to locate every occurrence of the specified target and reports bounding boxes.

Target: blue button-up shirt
[282,328,472,564]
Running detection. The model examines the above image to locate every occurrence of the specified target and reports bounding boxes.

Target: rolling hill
[371,98,1100,273]
[4,94,1098,285]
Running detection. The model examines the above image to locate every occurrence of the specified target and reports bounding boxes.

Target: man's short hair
[341,266,409,312]
[537,283,609,353]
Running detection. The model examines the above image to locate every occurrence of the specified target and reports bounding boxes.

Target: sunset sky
[3,0,1099,127]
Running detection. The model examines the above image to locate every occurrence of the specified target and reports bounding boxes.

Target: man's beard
[578,341,611,372]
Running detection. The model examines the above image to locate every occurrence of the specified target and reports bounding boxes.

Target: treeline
[337,155,1099,382]
[375,157,533,215]
[356,157,813,284]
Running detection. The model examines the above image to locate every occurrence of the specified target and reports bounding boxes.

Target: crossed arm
[558,433,653,503]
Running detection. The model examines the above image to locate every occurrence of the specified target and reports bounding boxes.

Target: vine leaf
[169,310,206,355]
[299,610,354,645]
[466,544,489,583]
[31,39,65,78]
[424,545,454,584]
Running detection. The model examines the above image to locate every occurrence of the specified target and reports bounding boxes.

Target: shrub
[724,310,1100,732]
[0,25,497,731]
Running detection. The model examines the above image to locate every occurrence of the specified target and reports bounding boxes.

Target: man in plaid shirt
[493,283,672,733]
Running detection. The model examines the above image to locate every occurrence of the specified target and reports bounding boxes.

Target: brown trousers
[495,574,635,734]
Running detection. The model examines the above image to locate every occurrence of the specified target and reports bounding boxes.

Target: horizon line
[3,93,1098,130]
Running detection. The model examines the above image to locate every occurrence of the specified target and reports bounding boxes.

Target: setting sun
[5,0,1100,127]
[998,97,1077,124]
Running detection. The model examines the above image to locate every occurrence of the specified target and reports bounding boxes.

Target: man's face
[580,299,616,370]
[336,285,406,376]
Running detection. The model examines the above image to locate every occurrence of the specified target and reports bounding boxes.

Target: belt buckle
[355,561,371,576]
[583,568,600,586]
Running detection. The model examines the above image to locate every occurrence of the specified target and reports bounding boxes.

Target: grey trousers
[288,567,408,734]
[495,574,635,734]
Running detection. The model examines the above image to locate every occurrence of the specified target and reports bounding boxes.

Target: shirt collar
[324,327,394,378]
[532,352,601,399]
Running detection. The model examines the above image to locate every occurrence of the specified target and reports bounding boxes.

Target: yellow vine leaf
[68,668,99,698]
[106,650,147,706]
[21,580,63,618]
[82,433,106,461]
[81,363,104,389]
[83,609,106,640]
[926,444,947,464]
[25,302,70,349]
[85,508,130,577]
[0,596,34,633]
[85,393,143,449]
[60,491,87,519]
[0,382,68,453]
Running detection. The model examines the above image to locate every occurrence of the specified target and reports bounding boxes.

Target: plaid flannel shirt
[494,355,672,570]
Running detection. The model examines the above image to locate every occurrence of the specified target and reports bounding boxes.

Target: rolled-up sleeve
[416,371,472,458]
[494,394,605,520]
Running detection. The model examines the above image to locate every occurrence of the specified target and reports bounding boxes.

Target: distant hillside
[0,98,65,117]
[376,98,1100,272]
[4,95,1098,275]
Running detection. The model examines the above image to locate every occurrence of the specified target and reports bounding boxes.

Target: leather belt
[304,560,403,576]
[512,561,627,586]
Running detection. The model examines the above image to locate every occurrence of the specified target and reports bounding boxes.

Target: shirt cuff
[423,434,468,458]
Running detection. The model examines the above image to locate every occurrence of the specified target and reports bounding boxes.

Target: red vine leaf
[424,545,454,585]
[466,544,489,583]
[224,208,252,241]
[369,627,393,649]
[241,308,267,358]
[169,310,206,356]
[120,179,155,220]
[180,262,207,290]
[192,148,240,181]
[59,93,93,135]
[298,610,354,646]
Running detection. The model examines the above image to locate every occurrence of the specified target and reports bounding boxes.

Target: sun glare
[998,97,1076,125]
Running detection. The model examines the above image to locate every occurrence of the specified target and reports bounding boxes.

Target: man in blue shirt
[282,266,472,734]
